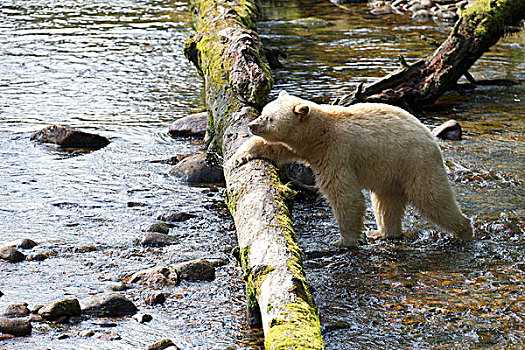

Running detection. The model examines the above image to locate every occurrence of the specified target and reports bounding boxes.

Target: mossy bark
[185,1,324,348]
[335,0,525,110]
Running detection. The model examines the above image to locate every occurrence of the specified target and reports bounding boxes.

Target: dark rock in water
[128,266,179,287]
[38,298,81,321]
[169,112,208,138]
[147,338,179,350]
[0,303,30,318]
[134,313,153,323]
[31,125,110,149]
[174,259,215,282]
[139,232,179,247]
[158,212,197,222]
[144,292,166,306]
[27,252,49,261]
[432,119,463,141]
[80,292,138,317]
[282,162,317,192]
[29,305,43,314]
[147,223,171,234]
[0,290,3,298]
[0,246,26,262]
[0,318,32,336]
[17,239,37,250]
[169,153,225,187]
[92,319,117,327]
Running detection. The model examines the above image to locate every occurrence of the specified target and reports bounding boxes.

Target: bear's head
[248,90,310,143]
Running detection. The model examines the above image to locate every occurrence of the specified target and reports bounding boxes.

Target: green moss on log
[461,0,525,38]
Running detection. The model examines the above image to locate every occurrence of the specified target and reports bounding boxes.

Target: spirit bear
[230,91,473,246]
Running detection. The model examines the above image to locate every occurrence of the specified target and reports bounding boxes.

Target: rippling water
[1,0,524,349]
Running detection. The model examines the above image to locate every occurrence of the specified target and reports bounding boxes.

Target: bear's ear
[279,90,289,99]
[293,104,310,120]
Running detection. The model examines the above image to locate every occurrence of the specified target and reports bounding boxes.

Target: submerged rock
[147,338,179,350]
[134,313,153,323]
[16,239,37,250]
[158,212,197,222]
[169,153,225,186]
[432,119,463,140]
[80,292,138,317]
[38,298,81,321]
[0,318,32,336]
[169,112,208,138]
[31,125,110,149]
[128,266,179,287]
[139,232,179,247]
[174,259,215,282]
[0,246,26,263]
[147,223,171,234]
[0,303,30,318]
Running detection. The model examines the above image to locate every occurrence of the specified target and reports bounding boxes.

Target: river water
[1,0,523,349]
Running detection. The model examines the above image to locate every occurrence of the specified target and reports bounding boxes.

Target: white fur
[230,91,473,246]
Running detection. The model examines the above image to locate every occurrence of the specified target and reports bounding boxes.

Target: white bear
[230,91,473,246]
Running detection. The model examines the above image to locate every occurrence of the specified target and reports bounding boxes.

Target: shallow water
[1,0,524,349]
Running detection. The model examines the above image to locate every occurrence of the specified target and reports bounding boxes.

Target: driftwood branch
[336,0,525,110]
[184,1,324,348]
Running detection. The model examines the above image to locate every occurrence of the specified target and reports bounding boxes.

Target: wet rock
[0,290,3,298]
[322,320,352,334]
[27,252,49,261]
[80,292,138,317]
[57,333,70,340]
[134,313,153,323]
[174,259,215,282]
[29,304,43,314]
[169,112,208,138]
[147,338,179,350]
[169,153,225,187]
[92,319,117,327]
[31,125,110,149]
[0,303,30,318]
[432,119,463,140]
[38,298,81,321]
[144,292,166,306]
[128,266,179,287]
[28,314,45,323]
[282,162,317,192]
[139,232,179,247]
[0,246,26,263]
[79,329,96,337]
[16,239,37,249]
[96,332,121,341]
[158,212,197,222]
[147,223,171,234]
[0,318,32,336]
[371,5,393,15]
[412,9,430,20]
[110,283,130,292]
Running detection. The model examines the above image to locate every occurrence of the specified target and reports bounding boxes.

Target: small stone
[432,119,463,140]
[27,252,49,261]
[28,314,45,323]
[57,333,70,340]
[0,246,26,263]
[38,298,81,321]
[0,303,30,318]
[0,290,3,298]
[79,329,96,337]
[144,293,166,306]
[147,338,179,350]
[110,283,130,292]
[17,239,37,250]
[158,212,197,222]
[31,125,110,149]
[169,112,208,138]
[0,318,32,336]
[134,314,153,323]
[412,9,430,20]
[128,266,179,287]
[80,292,138,317]
[92,319,117,327]
[29,305,43,314]
[96,332,121,341]
[147,223,171,235]
[169,153,225,187]
[174,259,215,282]
[139,233,179,247]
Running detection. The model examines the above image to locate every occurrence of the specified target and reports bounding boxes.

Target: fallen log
[184,1,324,348]
[335,0,525,110]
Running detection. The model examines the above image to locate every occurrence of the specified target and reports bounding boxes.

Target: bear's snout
[248,122,255,133]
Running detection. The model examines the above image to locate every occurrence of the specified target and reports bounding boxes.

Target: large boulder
[432,119,463,141]
[169,153,225,186]
[31,125,110,149]
[80,292,137,317]
[38,298,81,321]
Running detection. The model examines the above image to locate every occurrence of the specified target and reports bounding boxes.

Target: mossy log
[335,0,525,110]
[184,1,324,348]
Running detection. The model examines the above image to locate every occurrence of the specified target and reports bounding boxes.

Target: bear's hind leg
[409,175,473,240]
[368,191,406,240]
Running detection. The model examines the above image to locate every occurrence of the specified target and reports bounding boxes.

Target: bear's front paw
[229,152,255,168]
[332,237,358,247]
